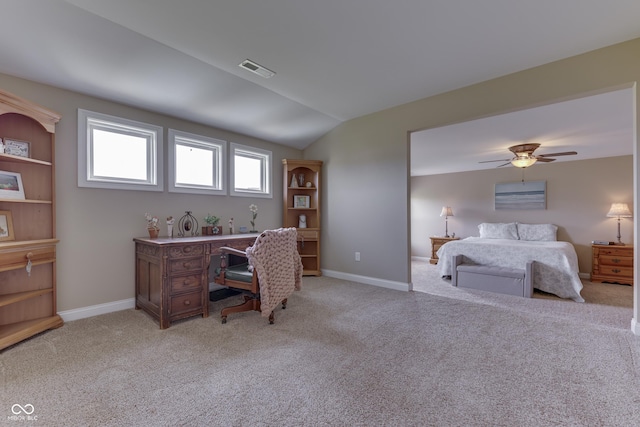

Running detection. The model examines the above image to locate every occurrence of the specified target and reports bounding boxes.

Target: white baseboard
[58,298,135,322]
[322,269,410,292]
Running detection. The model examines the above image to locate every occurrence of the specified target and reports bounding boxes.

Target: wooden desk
[134,234,258,329]
[429,236,460,264]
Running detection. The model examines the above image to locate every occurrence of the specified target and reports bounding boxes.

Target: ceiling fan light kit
[511,156,537,168]
[480,143,578,169]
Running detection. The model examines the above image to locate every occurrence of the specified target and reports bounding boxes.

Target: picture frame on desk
[0,210,15,241]
[2,138,30,158]
[0,170,25,200]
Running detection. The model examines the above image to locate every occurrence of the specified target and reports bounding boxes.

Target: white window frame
[230,143,272,198]
[78,109,163,191]
[168,129,226,195]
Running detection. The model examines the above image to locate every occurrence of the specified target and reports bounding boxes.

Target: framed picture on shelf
[3,138,30,158]
[0,210,14,241]
[0,170,25,200]
[294,195,310,209]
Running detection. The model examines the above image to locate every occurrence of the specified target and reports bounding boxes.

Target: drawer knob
[184,300,191,306]
[612,269,621,273]
[184,246,192,253]
[183,279,190,286]
[183,262,191,268]
[612,258,621,263]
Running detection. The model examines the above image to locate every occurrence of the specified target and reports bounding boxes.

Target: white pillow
[517,223,558,241]
[478,222,519,240]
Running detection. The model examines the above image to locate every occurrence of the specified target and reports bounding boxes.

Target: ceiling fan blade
[496,162,511,168]
[536,157,555,162]
[537,151,577,157]
[479,158,511,163]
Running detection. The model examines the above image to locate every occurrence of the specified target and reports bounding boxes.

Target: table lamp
[606,202,632,245]
[440,206,454,238]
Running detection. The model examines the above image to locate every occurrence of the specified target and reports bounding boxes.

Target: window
[230,143,272,198]
[168,129,226,195]
[78,109,163,191]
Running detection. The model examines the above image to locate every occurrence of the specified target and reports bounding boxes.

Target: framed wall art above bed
[495,180,546,210]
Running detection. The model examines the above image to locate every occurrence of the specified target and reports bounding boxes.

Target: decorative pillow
[517,223,558,241]
[477,222,519,240]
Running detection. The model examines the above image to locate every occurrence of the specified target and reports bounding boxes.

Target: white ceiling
[1,1,640,151]
[411,87,635,176]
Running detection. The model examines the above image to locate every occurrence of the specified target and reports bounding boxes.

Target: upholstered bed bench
[451,255,533,298]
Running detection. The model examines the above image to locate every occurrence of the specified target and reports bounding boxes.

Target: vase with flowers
[249,204,258,232]
[145,212,160,238]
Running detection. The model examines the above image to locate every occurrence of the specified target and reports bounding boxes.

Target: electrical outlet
[355,252,360,262]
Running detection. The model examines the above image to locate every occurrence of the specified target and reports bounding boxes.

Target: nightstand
[429,236,460,264]
[591,244,634,286]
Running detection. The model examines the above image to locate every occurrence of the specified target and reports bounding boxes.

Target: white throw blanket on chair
[246,227,303,316]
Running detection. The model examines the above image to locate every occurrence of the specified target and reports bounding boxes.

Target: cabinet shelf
[283,159,322,276]
[0,198,52,204]
[0,289,53,307]
[0,152,52,166]
[0,238,59,249]
[0,89,62,350]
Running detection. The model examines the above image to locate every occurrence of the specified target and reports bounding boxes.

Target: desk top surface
[134,233,260,246]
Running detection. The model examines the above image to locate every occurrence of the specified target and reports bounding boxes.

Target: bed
[436,222,584,302]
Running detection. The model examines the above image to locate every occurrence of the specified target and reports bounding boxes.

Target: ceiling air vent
[239,59,276,78]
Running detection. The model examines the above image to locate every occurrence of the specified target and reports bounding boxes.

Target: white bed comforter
[437,237,584,302]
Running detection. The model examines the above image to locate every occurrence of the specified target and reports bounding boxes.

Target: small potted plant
[145,213,160,238]
[203,213,221,235]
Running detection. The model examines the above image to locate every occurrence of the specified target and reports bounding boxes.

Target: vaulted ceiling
[2,1,640,153]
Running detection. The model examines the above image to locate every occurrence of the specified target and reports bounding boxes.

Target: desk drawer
[0,245,55,271]
[170,257,203,274]
[170,291,203,316]
[168,244,205,259]
[599,255,633,267]
[170,274,202,293]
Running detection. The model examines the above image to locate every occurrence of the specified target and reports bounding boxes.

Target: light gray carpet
[2,270,640,426]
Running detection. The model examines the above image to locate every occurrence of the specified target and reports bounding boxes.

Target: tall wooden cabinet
[283,159,322,276]
[0,89,63,350]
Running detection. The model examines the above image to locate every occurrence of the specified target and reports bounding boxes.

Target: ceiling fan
[479,143,578,168]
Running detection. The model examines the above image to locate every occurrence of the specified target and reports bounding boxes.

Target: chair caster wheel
[221,317,227,324]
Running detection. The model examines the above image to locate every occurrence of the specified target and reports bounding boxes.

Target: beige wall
[411,156,634,273]
[2,37,639,324]
[304,38,639,324]
[0,73,301,312]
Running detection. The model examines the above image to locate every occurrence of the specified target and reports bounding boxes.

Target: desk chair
[214,227,303,324]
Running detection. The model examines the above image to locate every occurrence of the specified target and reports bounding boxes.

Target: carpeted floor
[412,257,635,330]
[2,269,640,426]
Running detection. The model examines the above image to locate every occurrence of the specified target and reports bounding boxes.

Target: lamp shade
[440,206,453,217]
[606,203,633,218]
